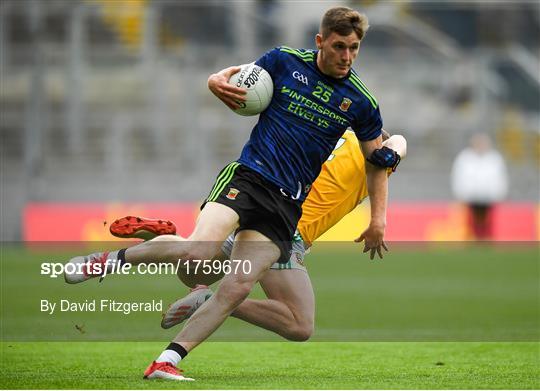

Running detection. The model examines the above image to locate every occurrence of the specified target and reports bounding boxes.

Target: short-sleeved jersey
[297,130,393,245]
[297,130,367,245]
[238,46,382,201]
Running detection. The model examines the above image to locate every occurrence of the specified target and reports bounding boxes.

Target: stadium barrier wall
[23,202,538,241]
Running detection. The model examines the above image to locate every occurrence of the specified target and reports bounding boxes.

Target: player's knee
[286,322,313,342]
[182,242,215,261]
[215,280,253,308]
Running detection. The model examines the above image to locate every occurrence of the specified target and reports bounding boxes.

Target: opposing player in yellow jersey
[300,129,393,250]
[109,130,407,341]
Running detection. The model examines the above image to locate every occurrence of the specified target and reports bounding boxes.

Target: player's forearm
[360,135,387,226]
[365,164,388,227]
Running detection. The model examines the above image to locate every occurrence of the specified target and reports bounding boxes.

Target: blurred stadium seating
[1,0,538,240]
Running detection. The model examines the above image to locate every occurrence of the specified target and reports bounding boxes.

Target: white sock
[156,349,181,366]
[104,250,120,272]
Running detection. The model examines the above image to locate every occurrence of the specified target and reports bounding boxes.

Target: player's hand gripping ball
[228,63,273,116]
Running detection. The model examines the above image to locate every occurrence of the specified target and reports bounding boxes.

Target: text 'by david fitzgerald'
[40,299,163,315]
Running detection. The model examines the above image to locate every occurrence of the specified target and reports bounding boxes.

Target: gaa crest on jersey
[226,188,240,200]
[339,97,352,112]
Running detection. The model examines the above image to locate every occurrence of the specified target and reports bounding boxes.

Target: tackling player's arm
[357,135,389,259]
[207,66,247,110]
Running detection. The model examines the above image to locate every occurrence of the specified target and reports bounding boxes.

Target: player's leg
[170,229,280,350]
[164,269,314,341]
[163,236,314,341]
[110,214,228,286]
[230,235,314,340]
[133,213,229,287]
[147,164,301,380]
[125,202,237,264]
[64,202,239,283]
[231,268,315,341]
[145,230,279,379]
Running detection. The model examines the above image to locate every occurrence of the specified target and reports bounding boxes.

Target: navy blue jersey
[238,46,382,201]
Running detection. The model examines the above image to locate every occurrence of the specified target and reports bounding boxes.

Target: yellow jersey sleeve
[298,130,368,245]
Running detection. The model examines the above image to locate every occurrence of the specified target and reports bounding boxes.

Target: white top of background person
[451,132,508,204]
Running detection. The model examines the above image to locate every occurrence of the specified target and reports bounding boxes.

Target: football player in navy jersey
[64,7,393,381]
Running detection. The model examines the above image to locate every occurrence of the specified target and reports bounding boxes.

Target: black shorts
[201,163,303,263]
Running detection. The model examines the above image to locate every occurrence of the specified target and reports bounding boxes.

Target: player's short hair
[320,7,369,40]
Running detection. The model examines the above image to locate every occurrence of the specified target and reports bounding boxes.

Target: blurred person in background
[450,133,509,240]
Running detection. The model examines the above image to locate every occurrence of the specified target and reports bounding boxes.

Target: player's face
[316,32,360,78]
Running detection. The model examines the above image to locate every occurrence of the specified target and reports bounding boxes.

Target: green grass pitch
[1,243,539,388]
[1,342,539,389]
